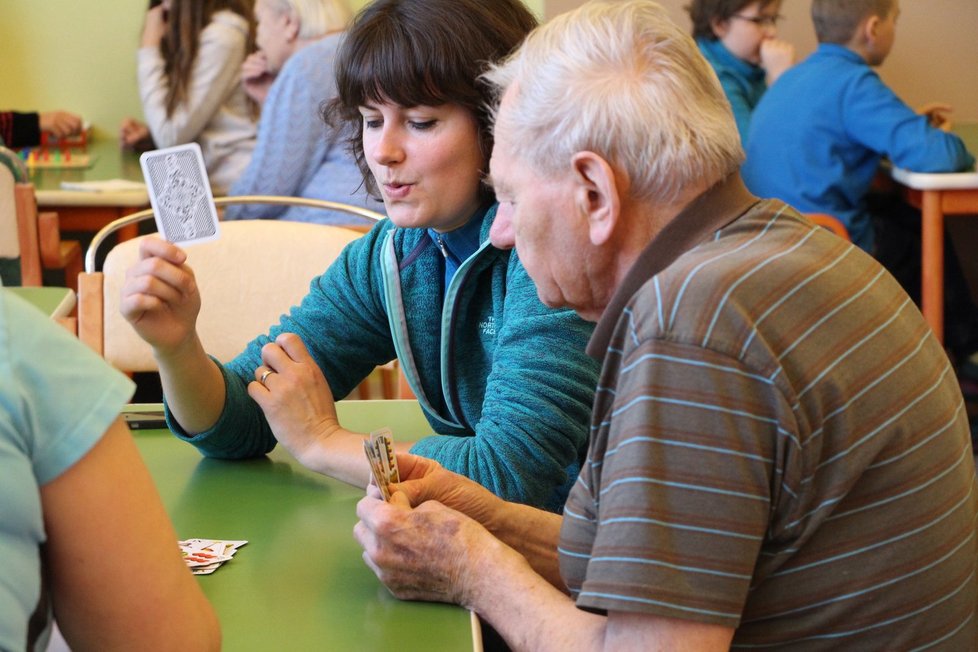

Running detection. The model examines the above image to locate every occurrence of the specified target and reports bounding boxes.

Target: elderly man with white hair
[225,0,377,224]
[354,1,978,649]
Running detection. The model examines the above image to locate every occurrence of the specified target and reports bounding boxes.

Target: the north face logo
[479,316,496,336]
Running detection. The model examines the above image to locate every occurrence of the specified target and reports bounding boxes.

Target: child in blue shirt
[743,0,977,360]
[688,0,794,142]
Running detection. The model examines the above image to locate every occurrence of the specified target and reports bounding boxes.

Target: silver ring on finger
[259,369,275,387]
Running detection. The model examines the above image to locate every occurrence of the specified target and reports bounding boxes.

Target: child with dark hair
[687,0,794,141]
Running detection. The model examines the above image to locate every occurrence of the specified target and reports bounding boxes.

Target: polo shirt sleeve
[0,291,134,485]
[569,336,790,627]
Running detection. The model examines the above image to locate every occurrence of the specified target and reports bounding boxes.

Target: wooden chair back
[806,212,851,241]
[0,146,82,289]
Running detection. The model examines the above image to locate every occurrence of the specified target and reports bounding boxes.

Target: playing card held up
[139,142,221,246]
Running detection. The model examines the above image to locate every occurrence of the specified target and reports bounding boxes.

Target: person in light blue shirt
[0,288,219,651]
[688,0,794,142]
[225,0,380,224]
[743,0,978,360]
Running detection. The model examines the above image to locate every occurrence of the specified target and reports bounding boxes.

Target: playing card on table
[140,143,220,245]
[363,427,399,501]
[179,538,247,575]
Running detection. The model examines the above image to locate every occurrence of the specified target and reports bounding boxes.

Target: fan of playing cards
[180,538,247,576]
[363,427,400,501]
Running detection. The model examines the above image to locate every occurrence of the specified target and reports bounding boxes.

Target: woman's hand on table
[39,111,83,139]
[119,118,153,150]
[249,333,344,468]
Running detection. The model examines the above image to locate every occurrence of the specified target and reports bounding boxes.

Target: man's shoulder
[631,202,859,325]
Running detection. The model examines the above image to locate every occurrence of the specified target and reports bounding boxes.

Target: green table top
[133,400,474,652]
[27,138,143,190]
[6,286,75,318]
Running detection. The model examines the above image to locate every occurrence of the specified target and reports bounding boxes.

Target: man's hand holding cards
[139,142,221,246]
[363,427,400,500]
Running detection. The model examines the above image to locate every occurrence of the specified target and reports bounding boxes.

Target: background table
[134,399,477,652]
[30,138,148,241]
[891,123,978,343]
[7,285,75,319]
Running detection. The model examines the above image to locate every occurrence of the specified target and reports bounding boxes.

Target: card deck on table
[179,538,247,575]
[363,427,399,501]
[139,142,220,246]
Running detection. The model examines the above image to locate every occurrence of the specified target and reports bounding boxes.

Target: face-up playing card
[139,143,220,245]
[179,538,247,575]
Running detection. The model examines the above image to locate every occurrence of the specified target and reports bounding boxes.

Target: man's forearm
[486,501,565,589]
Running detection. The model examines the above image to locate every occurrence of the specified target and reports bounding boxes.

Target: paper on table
[59,179,147,192]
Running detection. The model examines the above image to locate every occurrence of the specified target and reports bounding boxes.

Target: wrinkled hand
[760,38,795,84]
[354,491,497,605]
[248,333,341,466]
[39,111,83,139]
[141,4,168,48]
[241,51,276,105]
[392,454,504,531]
[120,237,201,354]
[119,118,152,150]
[918,102,953,131]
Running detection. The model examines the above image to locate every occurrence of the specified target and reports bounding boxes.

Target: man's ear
[571,151,621,246]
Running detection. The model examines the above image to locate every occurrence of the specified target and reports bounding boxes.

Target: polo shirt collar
[814,43,864,63]
[587,173,758,357]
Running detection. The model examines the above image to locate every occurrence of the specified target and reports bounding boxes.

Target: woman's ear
[284,11,301,42]
[571,152,621,247]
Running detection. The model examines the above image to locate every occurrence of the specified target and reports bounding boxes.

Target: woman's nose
[370,126,405,166]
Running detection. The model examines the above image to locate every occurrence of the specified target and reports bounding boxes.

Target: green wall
[0,0,148,139]
[0,0,543,140]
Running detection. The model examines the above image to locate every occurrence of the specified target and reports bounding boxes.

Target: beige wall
[544,0,978,122]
